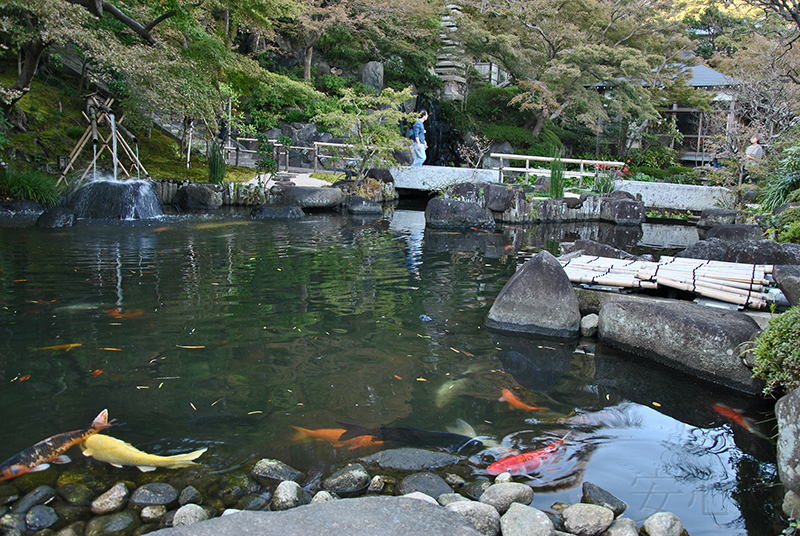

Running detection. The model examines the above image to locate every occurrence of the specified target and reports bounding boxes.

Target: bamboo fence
[559,255,776,309]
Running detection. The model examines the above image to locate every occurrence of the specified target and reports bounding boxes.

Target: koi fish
[36,343,82,352]
[487,432,570,476]
[712,403,769,439]
[500,388,546,412]
[0,409,110,481]
[290,426,384,450]
[103,308,144,319]
[80,435,207,472]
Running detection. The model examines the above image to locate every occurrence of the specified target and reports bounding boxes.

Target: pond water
[0,206,780,535]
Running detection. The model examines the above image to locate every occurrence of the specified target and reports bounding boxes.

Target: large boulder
[251,205,305,220]
[484,184,520,212]
[486,250,580,338]
[705,224,764,242]
[774,265,800,306]
[270,185,345,210]
[36,207,75,228]
[69,179,163,219]
[175,183,223,211]
[598,300,764,394]
[425,197,495,231]
[776,388,800,494]
[599,197,645,225]
[724,240,800,265]
[358,61,384,91]
[675,237,729,261]
[697,209,743,229]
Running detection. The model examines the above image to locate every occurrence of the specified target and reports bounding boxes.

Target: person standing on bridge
[411,109,428,167]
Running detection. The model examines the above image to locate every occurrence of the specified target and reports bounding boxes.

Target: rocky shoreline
[0,447,691,536]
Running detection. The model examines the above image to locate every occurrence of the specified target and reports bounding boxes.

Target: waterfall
[109,113,119,181]
[68,177,164,220]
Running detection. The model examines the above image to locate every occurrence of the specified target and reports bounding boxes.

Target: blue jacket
[412,119,425,144]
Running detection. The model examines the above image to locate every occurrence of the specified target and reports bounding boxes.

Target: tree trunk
[530,111,547,138]
[2,38,47,121]
[304,45,314,83]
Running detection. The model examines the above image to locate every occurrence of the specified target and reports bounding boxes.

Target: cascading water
[68,176,163,220]
[109,113,119,181]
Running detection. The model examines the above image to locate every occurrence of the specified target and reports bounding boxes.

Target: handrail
[490,152,625,187]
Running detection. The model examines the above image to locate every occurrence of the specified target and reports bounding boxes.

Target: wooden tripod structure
[57,96,150,186]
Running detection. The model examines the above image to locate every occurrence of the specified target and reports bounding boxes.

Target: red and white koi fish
[712,403,769,439]
[486,432,570,476]
[0,409,111,481]
[499,388,547,412]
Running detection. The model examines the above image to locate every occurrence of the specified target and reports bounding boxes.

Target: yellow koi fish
[80,434,207,472]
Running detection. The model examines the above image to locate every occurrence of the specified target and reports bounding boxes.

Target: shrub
[752,305,800,395]
[0,166,62,208]
[774,206,800,243]
[549,149,564,199]
[207,141,226,184]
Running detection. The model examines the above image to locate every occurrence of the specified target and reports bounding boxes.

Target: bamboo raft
[559,255,775,309]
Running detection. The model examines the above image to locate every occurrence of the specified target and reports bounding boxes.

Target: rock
[697,209,743,229]
[358,61,384,90]
[403,491,439,505]
[175,183,222,211]
[774,203,800,215]
[321,463,370,498]
[774,265,800,306]
[446,500,502,536]
[500,503,554,536]
[485,184,519,212]
[53,504,91,526]
[92,482,130,515]
[776,388,800,494]
[236,494,270,511]
[69,180,163,220]
[479,483,534,515]
[0,512,25,533]
[84,511,140,536]
[439,493,471,506]
[140,505,167,523]
[425,197,495,231]
[464,480,492,501]
[37,207,75,228]
[580,314,599,337]
[347,195,383,215]
[57,521,87,536]
[602,517,639,536]
[397,473,451,498]
[783,490,800,519]
[271,481,311,511]
[270,185,344,210]
[599,198,644,225]
[366,168,394,184]
[250,459,302,485]
[251,205,305,219]
[598,300,763,394]
[561,503,614,536]
[705,224,764,242]
[12,485,55,514]
[172,504,210,526]
[486,250,580,338]
[639,512,688,536]
[310,491,336,503]
[25,504,59,531]
[581,482,626,517]
[675,237,729,261]
[129,483,178,508]
[360,448,460,471]
[724,239,800,264]
[58,483,94,506]
[494,473,514,484]
[178,486,202,506]
[147,496,483,536]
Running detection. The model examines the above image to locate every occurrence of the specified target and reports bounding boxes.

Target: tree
[454,0,693,141]
[311,86,413,178]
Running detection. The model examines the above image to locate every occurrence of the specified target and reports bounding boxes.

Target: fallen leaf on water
[652,401,662,407]
[136,386,149,390]
[461,350,475,357]
[393,375,403,380]
[15,374,31,382]
[176,345,206,349]
[190,402,197,410]
[99,347,122,351]
[248,410,263,415]
[450,347,460,353]
[91,369,103,377]
[416,377,427,382]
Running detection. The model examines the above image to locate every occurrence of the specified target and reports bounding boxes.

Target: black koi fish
[337,422,483,453]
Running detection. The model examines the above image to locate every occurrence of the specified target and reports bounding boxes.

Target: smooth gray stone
[360,448,460,471]
[147,496,483,536]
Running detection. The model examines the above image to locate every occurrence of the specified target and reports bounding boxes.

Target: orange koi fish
[104,308,144,319]
[500,388,546,412]
[712,403,768,439]
[36,343,82,352]
[0,409,111,481]
[487,432,570,476]
[290,426,384,450]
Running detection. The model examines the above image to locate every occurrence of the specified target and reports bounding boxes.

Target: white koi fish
[81,434,207,472]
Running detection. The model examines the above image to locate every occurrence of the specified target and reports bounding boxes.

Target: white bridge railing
[492,153,625,187]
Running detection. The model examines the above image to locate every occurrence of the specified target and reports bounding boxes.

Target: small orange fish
[91,369,104,377]
[15,375,31,383]
[290,426,383,449]
[104,308,144,319]
[36,343,82,352]
[712,403,768,439]
[500,388,546,412]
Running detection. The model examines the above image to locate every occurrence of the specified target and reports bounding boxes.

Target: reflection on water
[0,209,778,534]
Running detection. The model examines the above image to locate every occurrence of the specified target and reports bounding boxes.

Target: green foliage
[207,141,226,184]
[549,149,565,199]
[482,125,538,148]
[752,305,800,395]
[761,146,800,211]
[0,166,62,208]
[772,206,800,243]
[317,28,371,69]
[630,146,679,169]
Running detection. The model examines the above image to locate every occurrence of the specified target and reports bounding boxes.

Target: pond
[0,206,779,535]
